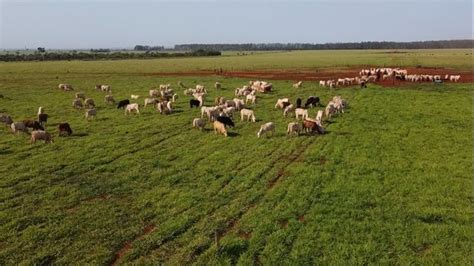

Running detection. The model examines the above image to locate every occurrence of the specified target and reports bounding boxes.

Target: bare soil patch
[110,224,156,266]
[142,67,473,86]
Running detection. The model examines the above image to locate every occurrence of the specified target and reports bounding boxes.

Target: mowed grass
[0,55,472,265]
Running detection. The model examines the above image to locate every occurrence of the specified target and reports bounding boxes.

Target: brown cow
[302,119,324,134]
[23,120,44,131]
[58,123,73,136]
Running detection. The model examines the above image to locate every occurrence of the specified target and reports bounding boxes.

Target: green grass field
[0,50,472,265]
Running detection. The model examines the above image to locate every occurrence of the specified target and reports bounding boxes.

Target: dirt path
[142,67,473,85]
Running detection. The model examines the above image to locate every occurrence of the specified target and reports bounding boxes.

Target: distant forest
[0,49,221,62]
[174,39,474,51]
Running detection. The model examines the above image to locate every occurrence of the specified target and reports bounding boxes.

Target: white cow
[125,103,140,114]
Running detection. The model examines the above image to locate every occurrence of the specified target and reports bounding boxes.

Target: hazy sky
[1,0,472,49]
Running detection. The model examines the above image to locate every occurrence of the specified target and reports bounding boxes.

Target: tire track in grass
[62,126,210,212]
[110,224,157,266]
[122,142,293,263]
[180,136,319,264]
[149,137,317,264]
[253,138,332,263]
[217,137,316,237]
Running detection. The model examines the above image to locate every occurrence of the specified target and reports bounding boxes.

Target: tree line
[134,45,165,51]
[174,39,474,51]
[0,49,221,62]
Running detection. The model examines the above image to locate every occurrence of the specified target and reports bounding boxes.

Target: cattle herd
[318,67,462,88]
[1,67,461,143]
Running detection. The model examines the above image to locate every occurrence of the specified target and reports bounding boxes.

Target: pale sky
[1,0,472,49]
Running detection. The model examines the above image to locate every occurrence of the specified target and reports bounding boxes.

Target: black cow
[117,99,130,109]
[38,113,48,126]
[216,116,235,128]
[304,96,320,108]
[190,99,200,108]
[58,123,73,136]
[296,98,302,108]
[23,120,44,131]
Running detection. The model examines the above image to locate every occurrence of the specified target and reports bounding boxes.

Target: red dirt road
[143,67,473,85]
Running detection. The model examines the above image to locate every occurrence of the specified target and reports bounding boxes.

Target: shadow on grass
[71,132,89,137]
[227,132,240,137]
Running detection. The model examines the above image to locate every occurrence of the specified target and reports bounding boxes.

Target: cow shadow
[227,132,240,137]
[71,132,89,137]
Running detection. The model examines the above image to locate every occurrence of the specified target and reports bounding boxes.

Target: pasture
[0,50,472,264]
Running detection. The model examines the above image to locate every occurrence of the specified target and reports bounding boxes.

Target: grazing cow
[75,92,85,99]
[192,118,206,130]
[125,103,140,114]
[240,109,256,122]
[319,80,326,87]
[295,108,308,120]
[159,84,171,91]
[304,96,320,108]
[296,98,302,108]
[302,119,325,134]
[144,98,157,108]
[213,121,227,137]
[221,107,235,118]
[315,110,323,124]
[105,95,115,104]
[449,75,461,82]
[149,89,159,97]
[225,100,236,108]
[30,130,53,144]
[283,104,295,117]
[201,106,220,121]
[101,85,111,93]
[23,120,44,131]
[257,122,275,138]
[156,102,166,114]
[183,88,195,96]
[59,84,73,91]
[38,113,48,127]
[85,109,96,119]
[190,99,200,108]
[216,116,235,128]
[11,122,28,134]
[196,84,206,93]
[117,99,130,109]
[197,95,205,107]
[166,101,173,113]
[0,114,13,126]
[274,98,290,109]
[72,98,83,109]
[215,96,225,105]
[84,98,95,108]
[325,103,336,119]
[246,94,256,104]
[58,123,73,136]
[293,81,303,88]
[287,122,302,136]
[233,98,245,110]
